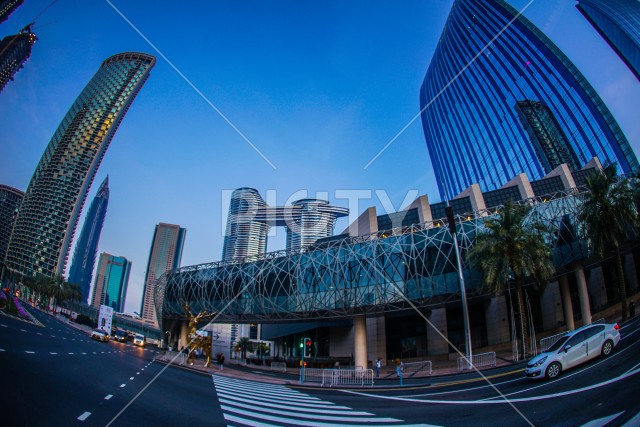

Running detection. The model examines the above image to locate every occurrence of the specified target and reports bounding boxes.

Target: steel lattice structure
[157,190,587,323]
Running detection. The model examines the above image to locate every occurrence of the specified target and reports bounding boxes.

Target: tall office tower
[282,199,349,252]
[90,252,131,312]
[0,24,36,93]
[577,0,640,81]
[141,223,185,326]
[222,188,268,262]
[0,184,23,262]
[5,52,155,278]
[0,0,25,25]
[420,0,638,200]
[68,176,109,304]
[515,100,581,173]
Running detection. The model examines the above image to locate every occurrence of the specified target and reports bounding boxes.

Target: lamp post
[445,205,473,370]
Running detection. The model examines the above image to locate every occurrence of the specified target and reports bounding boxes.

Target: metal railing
[539,331,568,352]
[322,369,375,387]
[401,360,432,376]
[270,362,286,373]
[299,368,374,387]
[457,351,497,371]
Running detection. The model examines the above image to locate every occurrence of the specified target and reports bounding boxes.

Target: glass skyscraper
[90,252,131,312]
[222,188,269,262]
[0,0,25,26]
[0,24,37,93]
[68,176,109,304]
[420,0,638,200]
[141,223,186,326]
[0,184,23,263]
[5,52,155,278]
[577,0,640,81]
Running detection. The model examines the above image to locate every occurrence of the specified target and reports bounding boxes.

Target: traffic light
[304,338,312,358]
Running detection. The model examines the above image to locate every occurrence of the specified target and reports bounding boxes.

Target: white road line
[50,352,57,355]
[220,402,398,422]
[120,384,126,388]
[216,390,344,409]
[218,397,371,415]
[136,372,140,375]
[129,377,134,380]
[0,324,7,327]
[37,332,42,335]
[25,351,34,354]
[81,352,87,355]
[217,384,324,401]
[579,411,624,427]
[20,329,26,332]
[68,352,74,355]
[622,410,640,427]
[105,395,113,400]
[77,412,91,421]
[0,349,5,352]
[50,335,55,337]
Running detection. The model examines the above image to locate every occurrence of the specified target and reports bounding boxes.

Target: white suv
[525,322,620,380]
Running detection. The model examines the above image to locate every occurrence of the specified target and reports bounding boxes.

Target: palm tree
[578,164,638,321]
[466,200,555,359]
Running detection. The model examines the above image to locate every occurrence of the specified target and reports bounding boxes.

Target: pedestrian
[375,357,382,378]
[395,358,402,377]
[220,353,225,371]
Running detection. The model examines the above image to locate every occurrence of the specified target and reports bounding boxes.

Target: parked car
[113,330,127,343]
[525,323,620,380]
[91,329,110,343]
[133,333,145,347]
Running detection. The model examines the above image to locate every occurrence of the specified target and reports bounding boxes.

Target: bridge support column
[559,275,575,331]
[575,264,592,326]
[427,308,448,355]
[178,319,189,350]
[353,315,368,369]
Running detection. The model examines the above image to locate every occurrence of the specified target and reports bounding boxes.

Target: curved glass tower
[68,176,109,304]
[420,0,638,200]
[577,0,640,81]
[222,188,269,262]
[6,52,156,277]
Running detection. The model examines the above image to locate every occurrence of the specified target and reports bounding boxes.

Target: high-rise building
[90,252,131,312]
[577,0,640,81]
[0,24,37,93]
[0,0,25,26]
[514,100,581,173]
[222,188,349,261]
[0,184,23,263]
[5,52,156,278]
[420,0,638,200]
[141,223,185,326]
[222,188,268,262]
[68,176,109,304]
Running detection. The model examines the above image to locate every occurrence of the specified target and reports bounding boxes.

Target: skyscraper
[141,223,185,326]
[222,188,269,262]
[577,0,640,81]
[0,184,23,263]
[68,176,109,304]
[90,252,131,312]
[420,0,638,200]
[0,24,37,93]
[222,188,349,261]
[0,0,25,26]
[5,52,156,278]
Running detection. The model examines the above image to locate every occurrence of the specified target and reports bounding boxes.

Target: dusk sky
[1,1,639,315]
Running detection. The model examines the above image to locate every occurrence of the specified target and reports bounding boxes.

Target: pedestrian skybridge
[156,191,585,324]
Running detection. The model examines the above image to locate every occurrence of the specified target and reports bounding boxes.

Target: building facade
[0,184,23,262]
[420,0,638,200]
[577,0,640,81]
[222,188,349,262]
[68,176,109,304]
[90,252,131,312]
[0,24,36,93]
[0,0,25,25]
[141,223,185,327]
[5,52,156,278]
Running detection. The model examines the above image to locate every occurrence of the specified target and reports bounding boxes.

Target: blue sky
[1,1,639,314]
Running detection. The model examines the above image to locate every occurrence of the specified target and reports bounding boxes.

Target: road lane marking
[20,329,26,332]
[37,332,42,335]
[130,377,134,380]
[68,352,74,355]
[25,351,34,354]
[77,412,91,421]
[120,384,126,388]
[81,352,87,355]
[136,372,140,375]
[105,395,113,400]
[579,411,624,427]
[0,349,5,352]
[50,352,57,355]
[0,324,7,327]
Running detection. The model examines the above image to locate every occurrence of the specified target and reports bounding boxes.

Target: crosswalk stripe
[213,376,438,427]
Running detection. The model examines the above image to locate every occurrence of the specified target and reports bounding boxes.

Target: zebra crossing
[212,375,439,427]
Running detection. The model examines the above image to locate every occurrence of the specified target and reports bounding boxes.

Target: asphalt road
[2,306,640,427]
